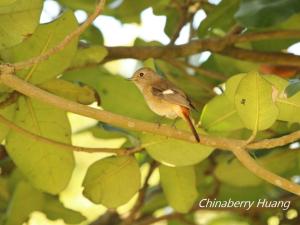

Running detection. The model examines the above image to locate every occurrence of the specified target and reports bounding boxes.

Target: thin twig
[122,161,158,225]
[232,147,300,195]
[248,130,300,150]
[14,0,106,71]
[0,113,127,154]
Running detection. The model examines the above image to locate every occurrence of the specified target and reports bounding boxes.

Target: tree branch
[103,30,300,66]
[232,147,300,196]
[13,0,106,71]
[222,46,300,67]
[248,130,300,150]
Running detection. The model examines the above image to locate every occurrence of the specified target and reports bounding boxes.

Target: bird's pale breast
[143,87,180,119]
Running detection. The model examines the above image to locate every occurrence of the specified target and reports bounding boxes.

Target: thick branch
[103,30,300,66]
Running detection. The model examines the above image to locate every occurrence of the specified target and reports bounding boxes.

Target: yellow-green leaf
[6,97,75,194]
[42,195,86,224]
[234,71,278,131]
[0,0,42,49]
[5,181,44,225]
[159,165,198,213]
[265,75,300,123]
[0,0,16,6]
[225,73,245,102]
[39,79,96,105]
[200,95,244,131]
[63,68,158,121]
[1,11,78,84]
[70,45,107,68]
[82,156,141,208]
[143,121,214,166]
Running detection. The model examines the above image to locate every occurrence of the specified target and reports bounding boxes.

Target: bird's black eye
[139,72,144,77]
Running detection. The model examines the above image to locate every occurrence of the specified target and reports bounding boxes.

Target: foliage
[0,0,300,225]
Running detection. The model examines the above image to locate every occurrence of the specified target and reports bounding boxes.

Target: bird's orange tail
[181,107,200,142]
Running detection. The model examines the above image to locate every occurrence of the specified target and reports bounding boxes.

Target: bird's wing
[151,79,193,109]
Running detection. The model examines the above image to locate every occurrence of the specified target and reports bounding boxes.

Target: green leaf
[39,79,97,105]
[200,95,244,131]
[6,97,75,194]
[0,177,9,205]
[63,68,158,121]
[5,181,44,225]
[265,75,300,123]
[276,92,300,123]
[218,184,267,201]
[42,195,86,224]
[234,71,278,131]
[89,123,139,147]
[235,0,300,28]
[143,121,214,166]
[164,8,180,38]
[58,0,97,12]
[0,0,16,6]
[70,45,107,69]
[198,0,239,37]
[208,215,249,225]
[225,73,245,102]
[1,11,78,84]
[285,80,300,97]
[80,25,104,45]
[0,95,16,142]
[0,0,42,50]
[215,150,298,187]
[82,156,141,208]
[105,0,150,23]
[159,165,198,213]
[141,192,167,214]
[202,54,258,77]
[143,58,156,70]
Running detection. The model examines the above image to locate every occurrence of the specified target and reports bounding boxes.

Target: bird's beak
[126,77,134,81]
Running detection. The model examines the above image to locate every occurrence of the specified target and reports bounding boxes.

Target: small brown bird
[130,67,200,142]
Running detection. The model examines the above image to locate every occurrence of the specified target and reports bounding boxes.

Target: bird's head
[130,67,160,88]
